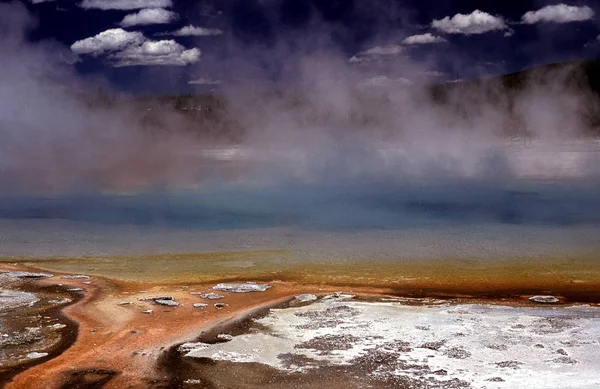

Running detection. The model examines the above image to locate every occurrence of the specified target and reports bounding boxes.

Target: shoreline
[2,254,600,388]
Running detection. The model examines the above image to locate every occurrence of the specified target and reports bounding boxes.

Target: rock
[178,342,209,353]
[216,334,234,341]
[529,295,559,304]
[200,293,224,300]
[142,309,153,314]
[154,299,179,307]
[4,271,53,279]
[322,292,355,300]
[118,302,135,306]
[213,283,271,293]
[294,294,318,303]
[26,352,48,359]
[49,323,66,329]
[82,281,92,285]
[193,303,208,308]
[139,296,174,301]
[0,290,39,310]
[48,298,71,305]
[67,288,84,292]
[214,303,227,309]
[189,292,203,295]
[62,275,90,279]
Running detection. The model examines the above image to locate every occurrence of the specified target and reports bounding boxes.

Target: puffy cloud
[120,8,178,27]
[71,29,200,67]
[402,33,447,45]
[188,77,222,85]
[363,45,402,55]
[70,28,145,55]
[522,4,595,24]
[432,10,507,35]
[113,40,200,67]
[172,25,223,36]
[80,0,172,10]
[349,45,402,64]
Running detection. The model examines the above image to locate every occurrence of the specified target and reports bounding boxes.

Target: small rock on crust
[139,296,173,301]
[154,299,179,307]
[294,294,318,303]
[26,352,48,359]
[193,303,208,308]
[529,295,559,304]
[142,309,153,314]
[62,275,90,279]
[200,293,225,300]
[118,302,135,306]
[214,303,227,309]
[216,334,233,341]
[67,288,84,292]
[4,271,53,279]
[212,283,271,293]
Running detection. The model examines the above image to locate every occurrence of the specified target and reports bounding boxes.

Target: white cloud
[188,77,222,85]
[71,28,145,55]
[113,40,200,67]
[30,0,56,3]
[71,29,200,67]
[431,10,507,35]
[402,33,447,45]
[522,4,595,24]
[363,45,402,55]
[172,25,223,36]
[80,0,172,10]
[120,8,177,27]
[349,45,402,64]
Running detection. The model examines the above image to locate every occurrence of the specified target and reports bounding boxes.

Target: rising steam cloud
[1,1,599,202]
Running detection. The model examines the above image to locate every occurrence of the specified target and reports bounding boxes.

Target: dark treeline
[82,59,600,142]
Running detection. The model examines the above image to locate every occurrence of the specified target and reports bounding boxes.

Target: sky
[5,0,600,93]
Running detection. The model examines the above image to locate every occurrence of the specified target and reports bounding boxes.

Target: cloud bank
[119,8,178,27]
[432,10,507,35]
[522,4,595,24]
[71,28,199,66]
[171,25,224,36]
[402,33,447,45]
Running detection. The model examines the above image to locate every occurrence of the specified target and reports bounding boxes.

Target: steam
[1,1,600,231]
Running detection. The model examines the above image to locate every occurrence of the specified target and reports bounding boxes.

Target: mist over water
[1,2,600,258]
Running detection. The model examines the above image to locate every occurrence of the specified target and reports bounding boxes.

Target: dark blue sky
[7,0,600,93]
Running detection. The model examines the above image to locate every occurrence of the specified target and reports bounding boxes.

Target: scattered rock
[139,296,173,302]
[534,344,545,348]
[48,298,71,305]
[49,323,66,330]
[529,295,559,304]
[142,309,153,314]
[189,292,203,295]
[67,288,84,292]
[496,361,523,368]
[26,352,48,359]
[193,303,208,308]
[556,348,568,356]
[201,293,224,300]
[4,271,53,279]
[214,303,227,309]
[486,377,505,382]
[154,299,179,307]
[82,281,92,285]
[552,357,578,364]
[178,342,209,353]
[294,294,318,303]
[432,369,447,376]
[322,292,355,300]
[216,334,234,341]
[212,283,271,293]
[62,275,90,279]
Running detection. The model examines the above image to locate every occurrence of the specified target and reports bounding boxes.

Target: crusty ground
[2,264,389,389]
